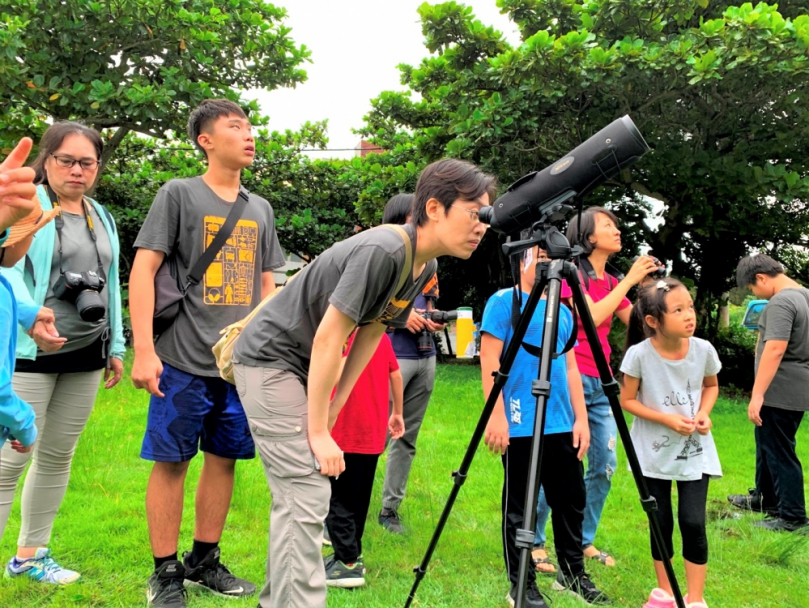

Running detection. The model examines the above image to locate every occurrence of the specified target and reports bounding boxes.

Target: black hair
[382,193,414,224]
[624,277,689,351]
[30,121,103,185]
[187,99,248,158]
[736,254,784,288]
[566,206,619,257]
[410,158,497,227]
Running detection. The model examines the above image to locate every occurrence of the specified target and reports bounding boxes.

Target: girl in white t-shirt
[619,278,722,608]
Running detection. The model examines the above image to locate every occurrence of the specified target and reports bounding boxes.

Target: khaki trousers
[234,364,330,608]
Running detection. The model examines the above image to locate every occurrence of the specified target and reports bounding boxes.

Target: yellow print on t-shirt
[373,296,411,324]
[202,216,259,306]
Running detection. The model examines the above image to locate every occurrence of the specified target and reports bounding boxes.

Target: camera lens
[76,290,106,322]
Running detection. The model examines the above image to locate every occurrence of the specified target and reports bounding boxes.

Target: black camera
[417,310,458,354]
[633,255,666,279]
[52,270,106,322]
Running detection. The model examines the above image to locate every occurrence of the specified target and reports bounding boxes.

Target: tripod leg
[403,275,550,608]
[565,261,687,608]
[513,265,565,608]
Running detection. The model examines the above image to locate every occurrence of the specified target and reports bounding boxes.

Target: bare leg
[684,560,707,604]
[653,560,673,596]
[146,461,191,557]
[194,452,236,543]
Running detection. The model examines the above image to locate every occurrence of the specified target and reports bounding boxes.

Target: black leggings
[644,474,709,565]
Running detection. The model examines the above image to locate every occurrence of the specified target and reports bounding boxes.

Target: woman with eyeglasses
[0,121,126,584]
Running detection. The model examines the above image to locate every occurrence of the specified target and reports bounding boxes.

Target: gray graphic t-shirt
[233,224,438,383]
[755,288,809,412]
[134,177,285,376]
[620,337,723,481]
[43,206,112,354]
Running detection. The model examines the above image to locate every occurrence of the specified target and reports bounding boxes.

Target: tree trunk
[89,126,131,195]
[719,291,730,328]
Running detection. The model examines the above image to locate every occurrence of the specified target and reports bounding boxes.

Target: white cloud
[247,1,519,158]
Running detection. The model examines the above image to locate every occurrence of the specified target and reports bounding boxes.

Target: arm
[329,321,388,426]
[620,374,695,436]
[695,375,719,434]
[481,332,510,455]
[748,339,787,426]
[6,236,66,353]
[260,271,275,300]
[129,248,166,397]
[307,305,367,476]
[106,216,125,388]
[388,368,405,439]
[566,349,590,459]
[0,138,37,234]
[584,256,658,327]
[0,304,37,447]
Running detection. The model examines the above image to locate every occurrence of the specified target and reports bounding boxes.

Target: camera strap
[47,185,107,283]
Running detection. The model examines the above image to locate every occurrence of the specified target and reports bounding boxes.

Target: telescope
[478,115,650,235]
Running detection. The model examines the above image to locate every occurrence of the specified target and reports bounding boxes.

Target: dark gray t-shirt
[43,206,112,354]
[755,287,809,411]
[233,224,438,382]
[134,177,285,376]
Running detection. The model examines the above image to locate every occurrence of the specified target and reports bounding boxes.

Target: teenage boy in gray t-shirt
[729,254,809,532]
[232,158,496,608]
[129,100,285,607]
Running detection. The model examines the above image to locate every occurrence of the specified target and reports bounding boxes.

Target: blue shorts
[141,363,255,462]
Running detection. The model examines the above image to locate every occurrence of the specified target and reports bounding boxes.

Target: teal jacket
[1,185,126,362]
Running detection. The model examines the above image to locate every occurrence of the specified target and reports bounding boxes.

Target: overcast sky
[248,1,521,158]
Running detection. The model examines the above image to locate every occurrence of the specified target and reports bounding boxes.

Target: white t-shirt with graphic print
[620,337,723,481]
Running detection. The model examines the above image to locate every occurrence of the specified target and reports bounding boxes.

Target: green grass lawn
[1,363,807,607]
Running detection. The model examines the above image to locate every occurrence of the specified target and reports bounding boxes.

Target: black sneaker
[506,580,549,608]
[378,508,405,534]
[753,517,809,532]
[728,489,779,516]
[182,547,256,598]
[146,561,187,607]
[552,571,612,605]
[323,554,365,588]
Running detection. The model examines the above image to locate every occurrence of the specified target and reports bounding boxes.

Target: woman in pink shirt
[533,207,658,572]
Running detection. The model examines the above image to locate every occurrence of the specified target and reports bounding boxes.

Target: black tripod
[403,216,686,608]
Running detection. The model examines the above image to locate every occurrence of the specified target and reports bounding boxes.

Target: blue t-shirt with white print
[480,288,575,438]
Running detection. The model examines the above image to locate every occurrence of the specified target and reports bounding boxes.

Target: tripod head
[501,202,585,261]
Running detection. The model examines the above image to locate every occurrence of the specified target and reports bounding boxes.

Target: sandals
[531,550,557,575]
[588,550,615,566]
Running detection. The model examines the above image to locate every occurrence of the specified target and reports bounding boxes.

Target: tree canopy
[0,0,309,164]
[359,0,809,325]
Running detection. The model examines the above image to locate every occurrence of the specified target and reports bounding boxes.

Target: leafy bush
[711,324,757,392]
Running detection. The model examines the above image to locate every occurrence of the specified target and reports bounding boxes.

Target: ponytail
[624,302,648,352]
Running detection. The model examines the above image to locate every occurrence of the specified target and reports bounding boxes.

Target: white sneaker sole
[326,577,365,589]
[552,581,606,605]
[184,579,254,599]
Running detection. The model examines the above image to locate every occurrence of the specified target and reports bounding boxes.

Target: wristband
[0,228,7,247]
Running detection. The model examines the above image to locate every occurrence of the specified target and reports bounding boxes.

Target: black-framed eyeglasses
[50,154,101,171]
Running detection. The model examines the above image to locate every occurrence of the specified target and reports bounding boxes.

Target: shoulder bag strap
[185,188,249,289]
[380,224,413,295]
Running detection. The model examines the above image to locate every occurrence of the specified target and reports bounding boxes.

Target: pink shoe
[684,594,709,608]
[643,588,675,608]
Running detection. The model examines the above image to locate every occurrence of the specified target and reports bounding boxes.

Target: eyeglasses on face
[50,154,100,171]
[450,204,486,224]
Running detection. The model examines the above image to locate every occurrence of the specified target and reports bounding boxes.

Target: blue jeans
[535,374,617,548]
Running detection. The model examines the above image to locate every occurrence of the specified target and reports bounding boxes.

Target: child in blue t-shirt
[480,247,610,607]
[0,200,59,456]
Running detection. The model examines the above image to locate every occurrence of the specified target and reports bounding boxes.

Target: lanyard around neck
[47,185,106,281]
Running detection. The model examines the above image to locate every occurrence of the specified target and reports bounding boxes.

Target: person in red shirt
[324,332,404,588]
